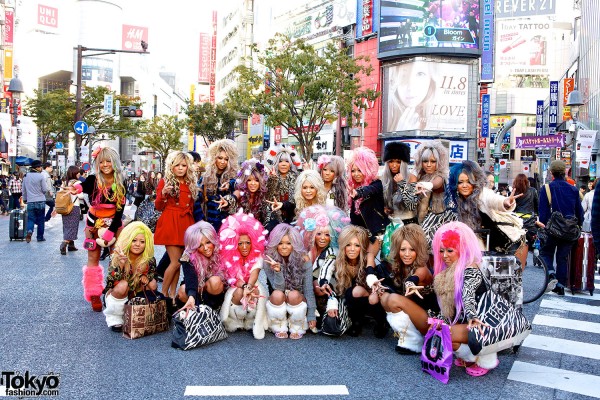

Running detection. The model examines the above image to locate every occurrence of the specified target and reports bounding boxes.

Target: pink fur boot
[82,265,104,311]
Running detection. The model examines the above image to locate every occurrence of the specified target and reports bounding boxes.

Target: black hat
[383,141,411,163]
[31,160,42,169]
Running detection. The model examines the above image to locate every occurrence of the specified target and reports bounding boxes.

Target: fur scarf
[433,264,456,321]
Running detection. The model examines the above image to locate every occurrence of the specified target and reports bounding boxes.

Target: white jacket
[477,187,525,243]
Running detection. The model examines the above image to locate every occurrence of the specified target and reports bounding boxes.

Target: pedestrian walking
[8,171,22,211]
[538,160,584,295]
[59,166,84,255]
[42,162,56,222]
[22,160,48,242]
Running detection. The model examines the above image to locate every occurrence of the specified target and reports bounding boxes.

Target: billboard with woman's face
[378,0,481,59]
[383,60,470,133]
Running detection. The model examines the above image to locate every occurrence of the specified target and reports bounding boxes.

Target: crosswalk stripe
[508,361,600,398]
[533,314,600,334]
[184,385,350,397]
[521,334,600,360]
[540,298,600,315]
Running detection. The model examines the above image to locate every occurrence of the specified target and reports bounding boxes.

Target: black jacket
[350,179,390,239]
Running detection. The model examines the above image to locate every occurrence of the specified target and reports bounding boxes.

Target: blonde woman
[73,147,127,312]
[103,222,157,332]
[154,151,198,301]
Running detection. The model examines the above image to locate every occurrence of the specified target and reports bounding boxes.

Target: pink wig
[432,221,482,324]
[218,209,268,286]
[347,146,380,192]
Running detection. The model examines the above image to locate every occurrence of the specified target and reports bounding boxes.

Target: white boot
[224,304,246,332]
[287,302,308,338]
[476,352,499,369]
[386,311,423,354]
[266,301,288,336]
[103,294,127,327]
[251,283,268,339]
[244,306,256,331]
[454,344,477,363]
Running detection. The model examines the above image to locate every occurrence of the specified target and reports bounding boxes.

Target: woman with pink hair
[218,210,269,339]
[176,221,226,311]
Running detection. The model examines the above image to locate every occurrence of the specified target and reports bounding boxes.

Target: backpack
[55,189,74,215]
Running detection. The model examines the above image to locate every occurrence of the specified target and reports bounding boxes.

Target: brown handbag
[122,291,169,339]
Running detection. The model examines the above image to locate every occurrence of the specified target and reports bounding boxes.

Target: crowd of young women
[76,139,529,378]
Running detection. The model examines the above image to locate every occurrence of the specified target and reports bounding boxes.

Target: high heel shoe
[60,241,68,255]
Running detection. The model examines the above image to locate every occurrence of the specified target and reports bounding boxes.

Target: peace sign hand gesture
[219,181,230,192]
[114,246,128,268]
[405,285,424,299]
[266,197,283,212]
[265,255,281,273]
[215,195,229,210]
[504,188,523,209]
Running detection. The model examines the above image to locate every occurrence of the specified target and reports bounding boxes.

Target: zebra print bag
[321,296,351,337]
[467,288,531,356]
[171,305,228,350]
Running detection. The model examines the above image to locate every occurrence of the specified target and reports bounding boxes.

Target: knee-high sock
[82,265,104,302]
[386,311,423,353]
[454,343,477,362]
[287,302,308,335]
[103,294,127,327]
[266,301,288,334]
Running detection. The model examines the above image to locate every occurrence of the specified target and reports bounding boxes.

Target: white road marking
[522,334,600,360]
[184,385,349,397]
[533,314,600,334]
[508,361,600,398]
[540,298,600,315]
[0,386,5,397]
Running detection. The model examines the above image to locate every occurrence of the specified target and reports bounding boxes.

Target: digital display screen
[378,0,481,59]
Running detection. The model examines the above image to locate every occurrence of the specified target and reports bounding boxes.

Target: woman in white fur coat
[218,210,269,339]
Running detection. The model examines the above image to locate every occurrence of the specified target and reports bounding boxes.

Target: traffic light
[121,106,143,118]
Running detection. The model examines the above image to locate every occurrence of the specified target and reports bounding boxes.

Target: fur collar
[433,264,456,320]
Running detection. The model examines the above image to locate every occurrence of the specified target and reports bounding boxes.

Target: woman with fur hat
[154,151,198,300]
[381,141,417,225]
[317,155,348,212]
[219,210,269,339]
[72,146,127,312]
[177,221,226,311]
[264,144,302,228]
[263,224,316,339]
[194,139,239,232]
[102,221,157,332]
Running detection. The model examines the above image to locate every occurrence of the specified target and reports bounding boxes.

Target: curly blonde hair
[202,139,239,195]
[164,151,198,199]
[334,225,369,295]
[294,170,326,214]
[388,224,429,288]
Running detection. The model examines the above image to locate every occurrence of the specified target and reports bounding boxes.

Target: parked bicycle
[516,212,550,304]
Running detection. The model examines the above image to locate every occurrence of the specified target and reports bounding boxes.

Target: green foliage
[23,89,75,162]
[137,115,186,171]
[226,33,380,161]
[184,100,237,146]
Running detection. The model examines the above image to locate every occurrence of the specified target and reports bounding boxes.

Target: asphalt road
[0,210,598,399]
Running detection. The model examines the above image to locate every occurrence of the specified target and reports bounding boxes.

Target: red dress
[154,179,195,246]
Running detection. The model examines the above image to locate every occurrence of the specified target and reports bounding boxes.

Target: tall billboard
[383,60,470,133]
[378,0,481,59]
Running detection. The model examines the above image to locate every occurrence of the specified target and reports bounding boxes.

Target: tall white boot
[103,294,127,327]
[386,311,423,354]
[476,352,499,369]
[454,344,477,364]
[266,301,288,336]
[287,302,308,338]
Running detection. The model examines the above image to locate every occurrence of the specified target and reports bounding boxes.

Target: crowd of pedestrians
[4,139,593,379]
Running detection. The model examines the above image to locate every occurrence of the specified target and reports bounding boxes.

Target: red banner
[478,137,487,148]
[4,11,13,46]
[38,5,58,28]
[122,25,148,52]
[198,33,211,84]
[563,78,574,120]
[361,0,373,36]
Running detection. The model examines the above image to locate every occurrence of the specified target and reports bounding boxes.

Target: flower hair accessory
[441,229,461,250]
[317,155,332,170]
[91,146,104,160]
[303,218,317,232]
[315,214,329,227]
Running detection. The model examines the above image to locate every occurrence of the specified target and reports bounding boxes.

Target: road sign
[74,121,89,135]
[82,162,91,171]
[55,142,64,149]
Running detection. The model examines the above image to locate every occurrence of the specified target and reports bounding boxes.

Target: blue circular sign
[74,121,89,135]
[55,142,64,149]
[424,25,436,37]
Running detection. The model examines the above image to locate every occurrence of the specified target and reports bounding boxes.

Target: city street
[0,211,599,399]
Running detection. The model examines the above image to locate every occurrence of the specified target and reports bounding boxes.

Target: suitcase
[9,209,28,241]
[568,232,596,295]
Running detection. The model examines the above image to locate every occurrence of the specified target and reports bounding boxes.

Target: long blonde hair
[202,139,239,194]
[294,170,326,213]
[91,147,126,210]
[163,151,198,199]
[110,222,154,279]
[334,225,369,295]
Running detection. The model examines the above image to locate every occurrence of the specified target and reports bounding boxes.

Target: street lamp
[567,89,584,181]
[7,76,24,173]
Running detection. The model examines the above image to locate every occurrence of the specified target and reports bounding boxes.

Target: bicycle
[516,213,550,304]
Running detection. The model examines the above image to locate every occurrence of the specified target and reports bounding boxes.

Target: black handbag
[321,295,351,337]
[171,305,228,350]
[134,196,161,233]
[544,185,580,242]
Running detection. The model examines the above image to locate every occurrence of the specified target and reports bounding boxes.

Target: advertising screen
[383,60,470,133]
[378,0,481,59]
